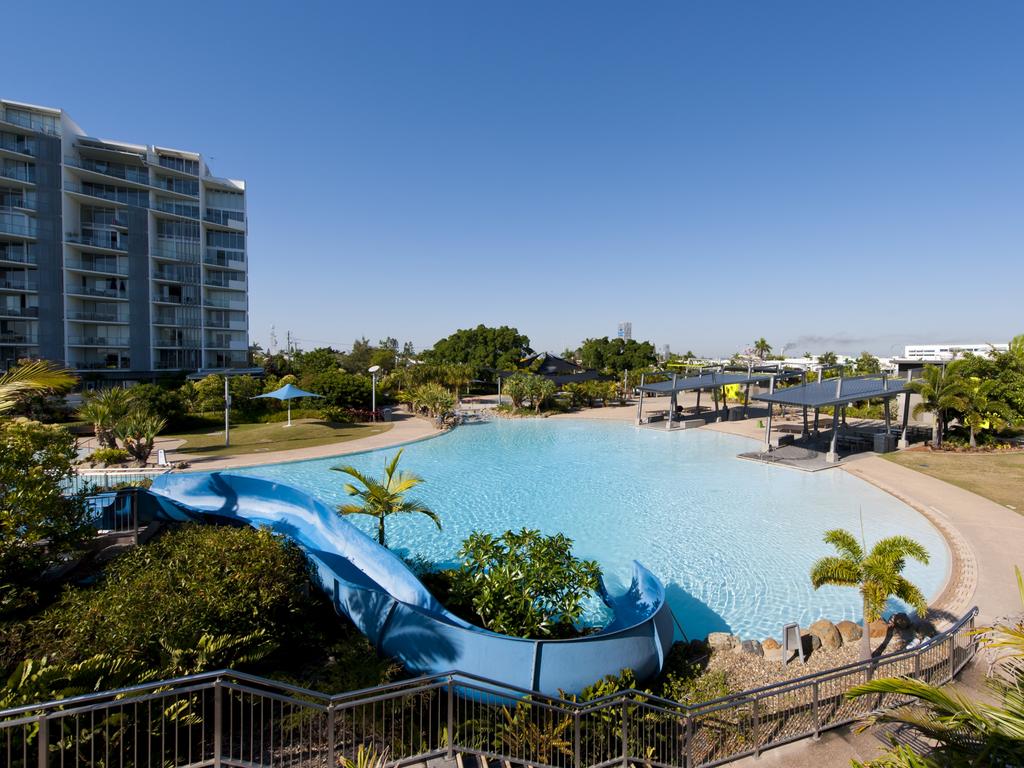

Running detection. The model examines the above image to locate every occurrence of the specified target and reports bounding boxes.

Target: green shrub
[31,525,311,673]
[0,420,90,614]
[450,528,601,638]
[87,447,130,466]
[662,665,730,706]
[301,368,373,410]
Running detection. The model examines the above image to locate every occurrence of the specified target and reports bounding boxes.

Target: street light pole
[368,365,380,422]
[224,375,231,447]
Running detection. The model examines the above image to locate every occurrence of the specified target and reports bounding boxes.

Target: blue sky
[7,1,1023,357]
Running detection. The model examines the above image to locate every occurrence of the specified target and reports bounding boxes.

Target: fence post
[327,702,335,768]
[947,630,955,683]
[751,698,760,757]
[621,699,629,766]
[812,681,820,739]
[574,709,581,768]
[685,713,694,768]
[213,679,223,768]
[446,676,454,759]
[132,487,139,546]
[36,714,48,768]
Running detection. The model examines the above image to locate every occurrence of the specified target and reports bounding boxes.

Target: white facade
[0,98,248,378]
[617,321,632,341]
[903,343,1007,361]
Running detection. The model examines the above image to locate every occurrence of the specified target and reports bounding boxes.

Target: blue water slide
[146,472,676,695]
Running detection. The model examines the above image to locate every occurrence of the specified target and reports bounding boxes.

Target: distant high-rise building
[617,321,632,341]
[0,98,248,379]
[661,343,671,360]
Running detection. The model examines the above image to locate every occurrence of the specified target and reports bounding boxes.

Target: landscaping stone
[869,619,889,638]
[762,637,781,650]
[836,620,863,643]
[808,619,843,650]
[738,639,763,657]
[801,632,821,654]
[707,632,737,651]
[892,612,912,630]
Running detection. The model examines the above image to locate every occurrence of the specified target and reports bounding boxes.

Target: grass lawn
[166,419,393,458]
[884,450,1024,512]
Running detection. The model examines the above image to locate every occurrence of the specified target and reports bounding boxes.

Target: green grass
[166,418,393,458]
[884,450,1024,512]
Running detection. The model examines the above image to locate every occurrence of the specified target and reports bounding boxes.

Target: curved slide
[146,472,676,695]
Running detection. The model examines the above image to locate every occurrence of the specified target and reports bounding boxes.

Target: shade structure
[253,383,322,427]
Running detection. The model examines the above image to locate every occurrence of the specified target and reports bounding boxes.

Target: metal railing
[68,468,170,496]
[0,608,979,767]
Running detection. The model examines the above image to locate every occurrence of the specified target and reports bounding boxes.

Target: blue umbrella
[253,383,322,427]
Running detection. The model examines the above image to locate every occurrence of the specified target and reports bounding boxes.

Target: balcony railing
[0,165,34,183]
[64,156,150,185]
[153,267,198,283]
[65,285,127,300]
[152,199,199,218]
[204,296,246,310]
[0,248,36,265]
[0,217,36,238]
[0,192,37,210]
[0,305,38,318]
[203,209,245,227]
[64,180,150,209]
[71,359,131,370]
[0,277,37,291]
[0,134,36,156]
[156,156,199,176]
[204,318,247,330]
[65,258,128,276]
[67,310,127,323]
[203,273,246,289]
[0,332,38,345]
[152,241,200,263]
[68,335,130,347]
[65,232,128,252]
[153,294,199,306]
[153,339,200,349]
[203,249,246,267]
[0,110,61,136]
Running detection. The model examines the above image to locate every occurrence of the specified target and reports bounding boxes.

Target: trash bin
[381,407,393,422]
[728,407,745,421]
[873,433,896,453]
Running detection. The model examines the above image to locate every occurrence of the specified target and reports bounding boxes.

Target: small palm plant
[0,360,76,416]
[959,377,1014,449]
[810,529,930,660]
[848,568,1024,767]
[115,409,167,466]
[77,387,132,449]
[333,449,440,547]
[907,365,967,448]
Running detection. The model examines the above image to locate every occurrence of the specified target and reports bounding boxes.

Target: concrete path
[163,413,441,471]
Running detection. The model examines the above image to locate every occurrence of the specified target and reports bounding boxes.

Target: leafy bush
[0,420,90,614]
[450,528,601,638]
[87,447,130,466]
[408,382,455,418]
[301,368,373,410]
[126,383,187,429]
[31,525,311,673]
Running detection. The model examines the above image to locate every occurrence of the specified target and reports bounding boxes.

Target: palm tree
[906,365,967,448]
[753,338,772,360]
[115,409,167,466]
[959,377,1014,449]
[847,568,1024,767]
[0,360,76,416]
[810,529,930,660]
[333,449,440,547]
[77,387,132,450]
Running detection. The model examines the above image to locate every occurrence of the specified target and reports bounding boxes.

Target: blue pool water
[234,419,949,641]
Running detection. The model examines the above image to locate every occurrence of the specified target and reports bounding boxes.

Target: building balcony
[205,338,249,351]
[152,266,198,283]
[0,110,60,136]
[153,339,201,350]
[152,199,199,219]
[0,135,36,157]
[72,358,132,371]
[64,156,150,187]
[63,181,149,209]
[151,176,199,199]
[65,258,128,276]
[65,232,128,253]
[0,216,36,239]
[0,247,36,266]
[65,285,128,300]
[203,249,246,268]
[152,241,200,263]
[156,156,199,177]
[0,332,38,345]
[0,193,37,211]
[0,166,34,186]
[68,335,130,347]
[0,305,38,319]
[203,209,245,230]
[67,310,128,323]
[152,294,200,306]
[204,317,247,330]
[203,274,246,290]
[204,295,246,310]
[0,277,37,292]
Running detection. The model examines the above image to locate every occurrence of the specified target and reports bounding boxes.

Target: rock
[762,644,783,662]
[762,637,781,650]
[801,632,821,654]
[869,619,889,638]
[707,632,737,652]
[836,620,863,643]
[738,639,763,657]
[809,619,843,650]
[892,612,912,630]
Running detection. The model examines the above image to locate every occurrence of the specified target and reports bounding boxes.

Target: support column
[635,374,646,425]
[813,408,819,435]
[712,388,720,422]
[666,374,677,431]
[695,389,701,420]
[899,391,911,448]
[763,375,776,451]
[801,371,809,437]
[743,383,751,418]
[826,405,840,463]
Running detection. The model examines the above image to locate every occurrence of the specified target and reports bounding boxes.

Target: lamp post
[224,375,231,447]
[368,365,380,422]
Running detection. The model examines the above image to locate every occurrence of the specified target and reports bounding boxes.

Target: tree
[408,382,455,419]
[115,410,167,466]
[847,568,1024,768]
[333,449,440,547]
[753,338,772,360]
[907,365,967,448]
[528,376,557,413]
[193,374,225,413]
[339,337,375,374]
[817,351,838,368]
[810,528,929,660]
[958,376,1014,448]
[301,368,373,410]
[0,420,90,613]
[228,375,265,421]
[426,325,532,379]
[502,373,530,411]
[577,337,657,374]
[855,351,881,375]
[77,388,131,449]
[294,346,342,377]
[0,360,76,416]
[450,528,601,638]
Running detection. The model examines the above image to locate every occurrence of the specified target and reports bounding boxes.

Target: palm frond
[871,536,930,566]
[810,556,861,588]
[823,528,864,562]
[0,360,76,414]
[892,576,929,617]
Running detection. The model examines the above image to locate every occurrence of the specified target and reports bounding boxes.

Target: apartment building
[0,98,248,380]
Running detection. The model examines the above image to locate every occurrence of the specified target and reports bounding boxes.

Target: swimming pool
[234,419,949,641]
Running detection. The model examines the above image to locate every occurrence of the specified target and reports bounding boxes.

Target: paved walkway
[162,413,441,471]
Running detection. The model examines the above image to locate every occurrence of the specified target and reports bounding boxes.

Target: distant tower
[617,322,632,341]
[662,344,671,360]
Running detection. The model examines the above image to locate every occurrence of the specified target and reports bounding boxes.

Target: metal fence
[0,608,977,768]
[67,468,170,496]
